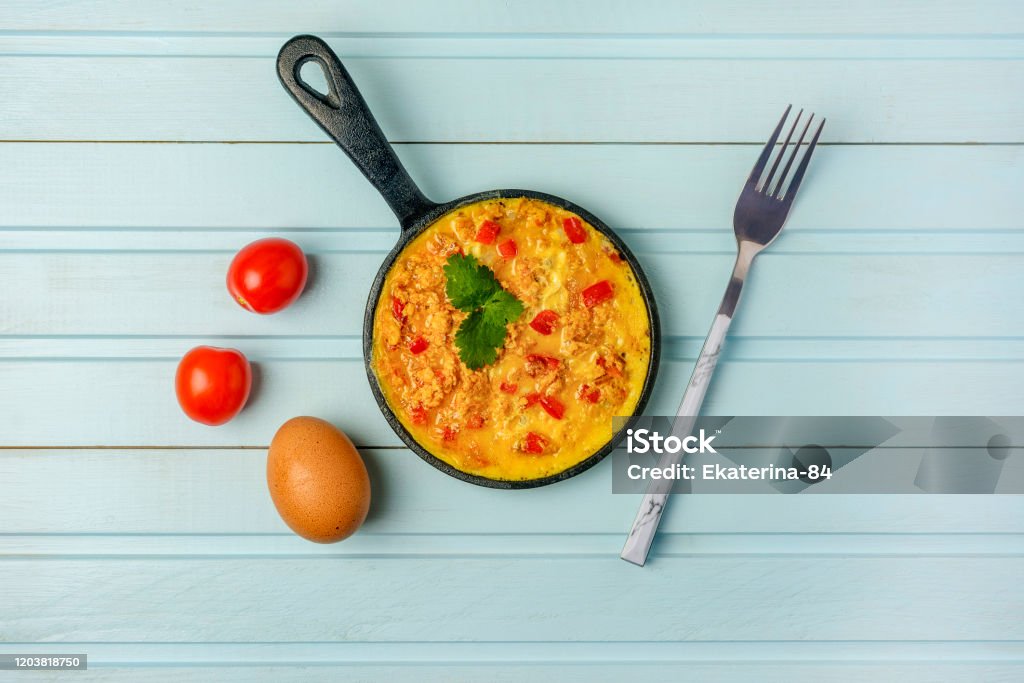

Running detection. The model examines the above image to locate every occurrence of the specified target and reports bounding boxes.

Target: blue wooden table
[2,2,1023,680]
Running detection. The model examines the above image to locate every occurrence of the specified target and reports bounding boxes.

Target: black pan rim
[361,188,662,489]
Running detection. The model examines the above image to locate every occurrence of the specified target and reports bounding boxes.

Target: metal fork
[621,106,825,566]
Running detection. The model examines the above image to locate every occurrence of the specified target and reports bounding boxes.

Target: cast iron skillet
[277,35,661,489]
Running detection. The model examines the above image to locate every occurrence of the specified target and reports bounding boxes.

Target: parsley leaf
[444,253,501,311]
[454,309,504,369]
[483,288,525,325]
[444,253,524,370]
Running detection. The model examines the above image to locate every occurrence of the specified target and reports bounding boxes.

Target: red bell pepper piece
[497,239,518,259]
[475,219,501,245]
[391,295,407,323]
[596,355,624,378]
[582,280,614,308]
[539,395,565,420]
[523,431,547,454]
[528,309,559,335]
[409,336,429,354]
[562,216,586,244]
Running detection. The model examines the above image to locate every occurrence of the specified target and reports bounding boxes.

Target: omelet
[372,197,651,481]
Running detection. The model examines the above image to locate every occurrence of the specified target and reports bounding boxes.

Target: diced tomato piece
[467,415,485,429]
[497,239,518,259]
[409,336,429,354]
[563,216,587,244]
[410,406,428,425]
[442,426,458,442]
[579,384,601,403]
[529,309,560,336]
[607,250,623,264]
[582,280,614,308]
[539,395,565,420]
[526,354,561,371]
[499,381,518,394]
[596,355,624,378]
[524,392,542,407]
[523,431,548,455]
[391,295,406,323]
[475,219,501,245]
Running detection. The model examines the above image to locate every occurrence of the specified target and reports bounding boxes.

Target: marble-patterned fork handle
[620,245,756,566]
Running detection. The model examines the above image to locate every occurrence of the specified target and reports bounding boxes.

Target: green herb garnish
[443,253,524,370]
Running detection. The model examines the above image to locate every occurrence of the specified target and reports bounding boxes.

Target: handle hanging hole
[297,57,337,107]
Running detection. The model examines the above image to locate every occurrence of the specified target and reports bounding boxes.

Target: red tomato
[596,355,624,378]
[391,295,407,323]
[523,432,548,455]
[227,238,308,314]
[563,216,587,244]
[578,384,601,404]
[539,396,565,420]
[499,381,518,394]
[410,406,429,425]
[409,336,429,354]
[475,220,501,245]
[175,346,252,426]
[582,280,614,308]
[497,239,518,259]
[529,309,560,335]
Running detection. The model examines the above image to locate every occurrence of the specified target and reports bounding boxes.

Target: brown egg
[267,417,371,543]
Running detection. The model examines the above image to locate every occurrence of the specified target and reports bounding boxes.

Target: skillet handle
[277,35,436,230]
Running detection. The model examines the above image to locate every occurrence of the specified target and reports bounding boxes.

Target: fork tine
[762,108,802,194]
[780,117,825,203]
[745,105,791,188]
[771,113,814,199]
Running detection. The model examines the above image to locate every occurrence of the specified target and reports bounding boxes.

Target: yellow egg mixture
[372,197,651,481]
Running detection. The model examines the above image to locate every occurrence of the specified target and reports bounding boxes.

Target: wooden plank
[7,336,1024,362]
[1,251,1019,338]
[1,144,1019,231]
[9,641,1021,664]
[4,533,1024,558]
[4,34,1024,60]
[5,642,1024,682]
[1,359,1022,447]
[2,0,1021,35]
[4,556,1021,641]
[21,663,1024,683]
[0,57,1020,142]
[3,449,1023,534]
[7,227,1024,255]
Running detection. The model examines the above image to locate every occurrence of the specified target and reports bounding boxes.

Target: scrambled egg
[372,197,651,481]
